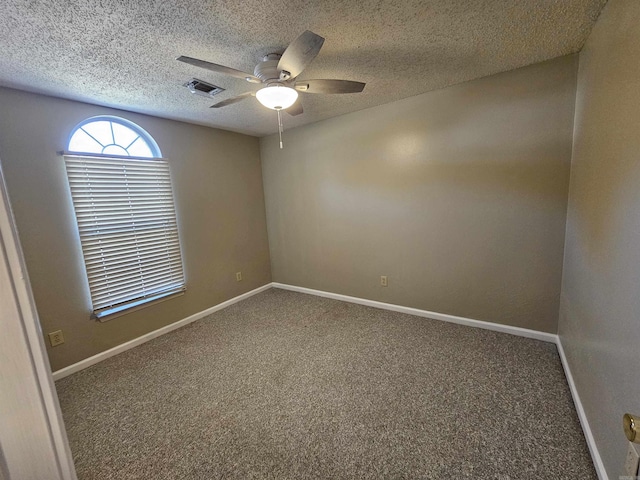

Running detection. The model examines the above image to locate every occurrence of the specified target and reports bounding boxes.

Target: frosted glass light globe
[256,85,298,110]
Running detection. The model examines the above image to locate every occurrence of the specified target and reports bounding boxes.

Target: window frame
[63,116,185,321]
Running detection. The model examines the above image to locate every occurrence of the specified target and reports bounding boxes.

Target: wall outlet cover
[236,272,242,282]
[48,330,64,347]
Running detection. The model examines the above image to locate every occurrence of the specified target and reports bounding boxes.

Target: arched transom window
[68,116,161,158]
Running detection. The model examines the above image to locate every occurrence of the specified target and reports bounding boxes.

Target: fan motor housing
[254,54,281,82]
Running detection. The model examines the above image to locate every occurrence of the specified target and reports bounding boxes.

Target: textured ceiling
[0,0,606,137]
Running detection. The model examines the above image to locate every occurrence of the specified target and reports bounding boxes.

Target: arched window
[64,117,184,320]
[68,116,161,158]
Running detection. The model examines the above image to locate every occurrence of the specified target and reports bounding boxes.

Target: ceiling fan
[176,30,366,117]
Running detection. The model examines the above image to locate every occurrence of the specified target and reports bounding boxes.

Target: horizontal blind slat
[77,219,178,231]
[92,286,184,314]
[70,189,173,195]
[65,165,170,172]
[84,255,183,274]
[90,272,185,298]
[81,233,180,253]
[76,211,177,223]
[75,204,177,214]
[65,161,170,171]
[90,276,184,302]
[88,263,183,290]
[65,157,170,167]
[81,231,179,250]
[73,201,175,212]
[78,224,178,237]
[92,281,184,308]
[90,269,185,297]
[83,254,183,273]
[83,245,182,269]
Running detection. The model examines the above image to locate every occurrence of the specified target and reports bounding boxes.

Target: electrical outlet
[380,275,388,287]
[623,442,640,478]
[236,271,242,282]
[48,330,65,347]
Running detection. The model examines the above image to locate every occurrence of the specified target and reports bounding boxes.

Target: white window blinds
[64,154,185,319]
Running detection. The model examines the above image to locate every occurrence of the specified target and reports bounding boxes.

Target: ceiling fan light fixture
[256,85,298,110]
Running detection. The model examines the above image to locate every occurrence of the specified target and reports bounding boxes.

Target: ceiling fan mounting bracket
[262,53,282,62]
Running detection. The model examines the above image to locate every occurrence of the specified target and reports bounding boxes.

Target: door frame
[0,159,77,480]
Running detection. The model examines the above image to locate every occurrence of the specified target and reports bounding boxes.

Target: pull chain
[277,108,284,149]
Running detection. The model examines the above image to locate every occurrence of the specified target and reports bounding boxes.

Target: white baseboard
[556,338,609,480]
[52,283,272,381]
[272,282,558,343]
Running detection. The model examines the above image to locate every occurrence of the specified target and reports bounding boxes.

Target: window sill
[93,288,185,322]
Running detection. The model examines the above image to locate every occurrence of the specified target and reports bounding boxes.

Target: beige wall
[559,0,640,477]
[0,87,271,371]
[261,56,578,333]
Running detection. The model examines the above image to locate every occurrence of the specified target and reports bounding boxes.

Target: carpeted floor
[56,288,596,479]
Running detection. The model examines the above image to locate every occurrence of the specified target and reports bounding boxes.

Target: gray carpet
[56,289,596,479]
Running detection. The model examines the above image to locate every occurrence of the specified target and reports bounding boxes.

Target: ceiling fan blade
[210,91,255,108]
[277,31,325,80]
[285,100,303,116]
[177,56,260,83]
[295,79,366,94]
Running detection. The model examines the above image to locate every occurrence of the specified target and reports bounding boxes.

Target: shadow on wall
[304,76,574,205]
[569,89,640,260]
[337,151,569,201]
